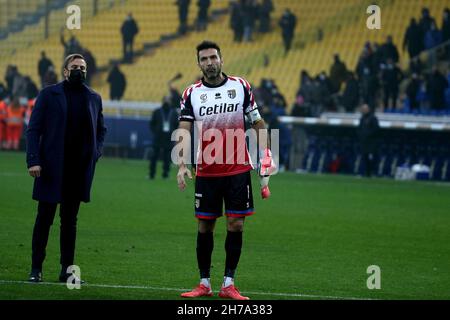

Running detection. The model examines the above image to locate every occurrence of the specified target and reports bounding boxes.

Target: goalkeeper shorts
[194,170,255,220]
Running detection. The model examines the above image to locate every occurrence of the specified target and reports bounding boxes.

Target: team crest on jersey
[200,94,208,103]
[195,199,200,208]
[227,89,236,99]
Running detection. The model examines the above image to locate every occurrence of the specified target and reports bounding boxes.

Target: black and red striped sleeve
[179,86,195,122]
[238,77,258,114]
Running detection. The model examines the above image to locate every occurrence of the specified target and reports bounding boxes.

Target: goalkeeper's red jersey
[179,74,258,177]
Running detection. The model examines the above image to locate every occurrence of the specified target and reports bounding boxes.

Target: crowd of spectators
[289,7,450,117]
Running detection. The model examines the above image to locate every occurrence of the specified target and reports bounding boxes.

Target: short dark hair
[63,53,86,70]
[196,40,221,62]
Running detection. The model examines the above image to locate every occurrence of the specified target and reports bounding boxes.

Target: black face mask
[68,69,86,85]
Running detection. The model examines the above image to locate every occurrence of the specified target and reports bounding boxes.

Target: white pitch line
[0,279,376,300]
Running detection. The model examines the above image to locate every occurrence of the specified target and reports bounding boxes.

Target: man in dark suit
[358,104,380,177]
[149,95,179,179]
[26,53,107,283]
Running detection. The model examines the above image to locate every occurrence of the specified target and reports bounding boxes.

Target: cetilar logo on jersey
[199,102,240,116]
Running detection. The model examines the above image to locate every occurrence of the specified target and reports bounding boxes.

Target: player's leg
[181,176,224,298]
[219,171,254,300]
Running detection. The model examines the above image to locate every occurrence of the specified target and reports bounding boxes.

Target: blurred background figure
[5,96,25,150]
[107,63,127,100]
[357,104,380,177]
[148,95,179,180]
[176,0,191,35]
[121,13,139,63]
[196,0,211,31]
[37,51,54,89]
[278,8,297,54]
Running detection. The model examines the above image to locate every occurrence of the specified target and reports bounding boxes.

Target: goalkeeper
[176,41,276,301]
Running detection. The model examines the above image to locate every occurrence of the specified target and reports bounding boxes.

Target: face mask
[68,69,86,85]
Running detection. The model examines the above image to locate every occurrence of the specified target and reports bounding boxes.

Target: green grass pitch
[0,151,449,299]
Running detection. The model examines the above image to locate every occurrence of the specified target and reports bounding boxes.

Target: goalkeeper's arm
[247,109,276,199]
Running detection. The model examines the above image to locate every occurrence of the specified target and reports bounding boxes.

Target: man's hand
[28,165,42,178]
[259,148,276,176]
[177,165,192,191]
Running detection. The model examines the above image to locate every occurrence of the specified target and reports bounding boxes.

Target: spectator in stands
[426,67,449,111]
[329,54,348,94]
[176,0,191,35]
[43,66,58,87]
[307,77,326,116]
[381,58,403,110]
[340,72,360,113]
[242,0,259,42]
[60,32,82,58]
[357,103,379,178]
[296,73,314,115]
[5,65,18,95]
[121,13,139,62]
[443,8,450,60]
[424,21,442,50]
[278,8,297,54]
[12,70,28,99]
[380,35,399,64]
[443,8,450,43]
[259,0,274,33]
[290,98,307,117]
[230,0,244,42]
[442,8,450,42]
[317,72,334,111]
[38,51,54,88]
[406,72,421,111]
[424,21,442,67]
[24,77,39,100]
[107,63,127,100]
[0,82,7,100]
[419,7,436,38]
[196,0,211,31]
[403,18,423,59]
[356,45,379,109]
[371,42,383,74]
[82,48,97,85]
[149,95,179,179]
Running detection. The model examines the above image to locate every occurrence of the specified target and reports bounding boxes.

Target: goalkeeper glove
[259,148,276,199]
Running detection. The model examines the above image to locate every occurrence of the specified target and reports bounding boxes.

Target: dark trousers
[123,39,134,61]
[282,35,293,53]
[362,152,375,177]
[31,200,80,270]
[149,144,171,178]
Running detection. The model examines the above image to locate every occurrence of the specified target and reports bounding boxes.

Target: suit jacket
[26,81,107,203]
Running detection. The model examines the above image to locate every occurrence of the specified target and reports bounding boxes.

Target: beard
[202,65,221,81]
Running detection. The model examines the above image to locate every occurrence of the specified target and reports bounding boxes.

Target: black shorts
[194,170,255,220]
